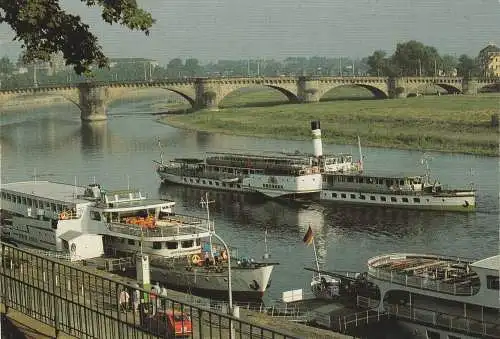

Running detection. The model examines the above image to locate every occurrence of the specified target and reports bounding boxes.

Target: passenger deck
[368,253,481,295]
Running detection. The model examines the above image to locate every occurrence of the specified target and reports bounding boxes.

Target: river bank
[159,93,500,157]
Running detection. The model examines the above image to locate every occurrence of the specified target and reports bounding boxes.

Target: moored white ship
[320,157,476,212]
[0,180,275,301]
[362,252,500,339]
[154,120,358,199]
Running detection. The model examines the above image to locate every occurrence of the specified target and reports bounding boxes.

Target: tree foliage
[0,0,155,74]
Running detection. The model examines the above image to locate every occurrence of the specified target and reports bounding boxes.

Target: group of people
[118,281,169,313]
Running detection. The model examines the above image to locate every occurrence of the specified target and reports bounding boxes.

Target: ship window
[350,194,356,199]
[359,195,366,200]
[183,178,187,182]
[190,179,193,183]
[237,185,241,188]
[152,242,162,250]
[27,198,32,206]
[413,198,420,203]
[402,198,409,203]
[377,179,384,184]
[332,193,337,198]
[390,197,397,202]
[341,193,346,198]
[370,196,376,201]
[22,197,27,205]
[181,240,194,248]
[358,178,364,183]
[166,242,178,249]
[209,181,213,185]
[487,275,499,290]
[90,211,101,221]
[202,180,206,184]
[426,330,440,339]
[399,180,404,185]
[347,177,354,183]
[215,182,219,186]
[128,239,135,245]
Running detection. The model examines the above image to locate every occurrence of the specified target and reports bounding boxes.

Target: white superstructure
[0,180,275,299]
[363,253,500,339]
[155,120,358,198]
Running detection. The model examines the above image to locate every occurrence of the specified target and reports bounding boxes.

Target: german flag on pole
[302,226,313,246]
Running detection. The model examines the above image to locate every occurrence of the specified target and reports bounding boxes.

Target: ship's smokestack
[310,120,323,157]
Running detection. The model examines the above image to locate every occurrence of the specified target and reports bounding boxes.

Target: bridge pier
[78,83,108,121]
[297,77,321,103]
[462,79,479,95]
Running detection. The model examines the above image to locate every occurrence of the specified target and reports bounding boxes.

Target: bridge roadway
[0,243,352,339]
[0,76,498,122]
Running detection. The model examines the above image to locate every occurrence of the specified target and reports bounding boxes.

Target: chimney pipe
[310,120,323,157]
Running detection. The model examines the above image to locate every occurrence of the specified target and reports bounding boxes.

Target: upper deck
[1,181,89,205]
[367,253,481,296]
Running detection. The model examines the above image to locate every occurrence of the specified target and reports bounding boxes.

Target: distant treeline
[0,40,496,89]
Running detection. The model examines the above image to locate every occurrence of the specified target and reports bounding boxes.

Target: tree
[440,54,458,76]
[0,0,155,75]
[456,54,479,78]
[366,50,388,76]
[166,58,184,78]
[0,56,15,75]
[391,40,441,76]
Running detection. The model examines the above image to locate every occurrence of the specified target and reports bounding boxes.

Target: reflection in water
[80,121,109,154]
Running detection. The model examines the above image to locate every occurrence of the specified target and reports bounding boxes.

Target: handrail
[385,303,500,338]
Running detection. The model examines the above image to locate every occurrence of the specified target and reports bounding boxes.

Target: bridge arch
[317,83,389,100]
[161,87,196,107]
[433,83,462,94]
[218,84,299,108]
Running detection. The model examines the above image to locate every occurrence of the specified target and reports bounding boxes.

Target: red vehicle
[165,310,192,338]
[141,307,192,338]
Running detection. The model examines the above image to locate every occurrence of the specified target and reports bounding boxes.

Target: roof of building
[471,255,500,271]
[0,181,89,204]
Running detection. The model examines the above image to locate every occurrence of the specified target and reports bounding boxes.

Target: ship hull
[157,171,321,199]
[137,263,274,301]
[320,189,475,212]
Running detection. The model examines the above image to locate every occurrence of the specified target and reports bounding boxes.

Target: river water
[1,99,498,303]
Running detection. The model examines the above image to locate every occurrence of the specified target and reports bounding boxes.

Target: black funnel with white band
[310,120,323,158]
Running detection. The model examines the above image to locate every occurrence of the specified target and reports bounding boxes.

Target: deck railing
[106,215,211,239]
[0,242,299,339]
[367,253,480,296]
[385,303,500,338]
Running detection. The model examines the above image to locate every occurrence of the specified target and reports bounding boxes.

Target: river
[0,99,498,304]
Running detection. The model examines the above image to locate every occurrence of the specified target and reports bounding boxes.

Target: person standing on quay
[119,289,130,313]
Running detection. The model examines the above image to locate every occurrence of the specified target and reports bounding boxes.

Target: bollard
[20,263,23,274]
[81,285,84,297]
[10,260,13,270]
[43,271,46,283]
[67,279,71,291]
[55,275,59,286]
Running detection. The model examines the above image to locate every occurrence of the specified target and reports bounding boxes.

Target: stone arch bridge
[0,76,497,121]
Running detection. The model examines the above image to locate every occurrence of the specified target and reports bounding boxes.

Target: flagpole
[312,238,320,274]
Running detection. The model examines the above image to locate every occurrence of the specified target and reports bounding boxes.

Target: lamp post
[200,193,235,339]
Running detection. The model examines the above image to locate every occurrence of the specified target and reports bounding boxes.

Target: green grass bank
[159,88,500,157]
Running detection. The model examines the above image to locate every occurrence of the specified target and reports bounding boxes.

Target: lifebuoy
[191,254,201,265]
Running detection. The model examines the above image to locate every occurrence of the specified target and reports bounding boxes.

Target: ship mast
[157,137,165,165]
[200,193,216,261]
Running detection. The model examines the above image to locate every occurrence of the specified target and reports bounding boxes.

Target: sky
[0,0,499,66]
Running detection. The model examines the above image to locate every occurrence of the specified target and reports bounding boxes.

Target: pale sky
[1,0,499,65]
